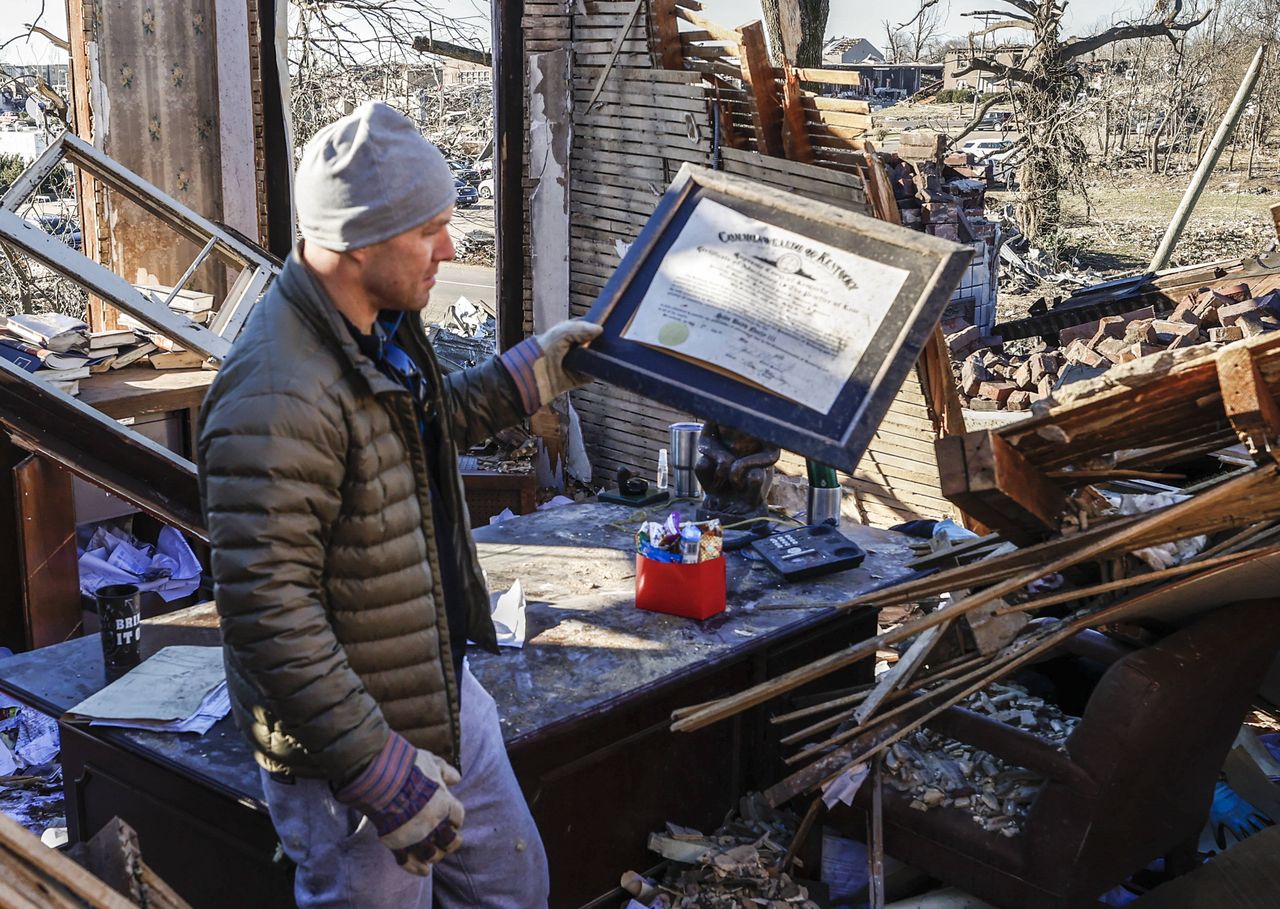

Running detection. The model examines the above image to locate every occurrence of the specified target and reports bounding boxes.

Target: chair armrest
[1024,621,1135,668]
[927,706,1099,796]
[1059,628,1134,666]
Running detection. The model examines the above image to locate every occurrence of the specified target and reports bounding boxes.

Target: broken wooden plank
[780,67,814,164]
[736,22,784,157]
[0,811,138,909]
[672,465,1278,735]
[1217,343,1280,461]
[649,0,684,69]
[938,430,1066,544]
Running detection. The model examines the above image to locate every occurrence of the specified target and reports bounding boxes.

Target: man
[198,101,600,908]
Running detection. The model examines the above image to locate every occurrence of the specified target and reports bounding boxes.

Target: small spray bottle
[656,448,669,491]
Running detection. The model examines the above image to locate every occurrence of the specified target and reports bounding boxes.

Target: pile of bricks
[888,135,1001,333]
[947,281,1280,411]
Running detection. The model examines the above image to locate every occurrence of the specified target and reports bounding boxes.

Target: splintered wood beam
[650,0,684,70]
[0,811,138,909]
[780,67,814,164]
[793,67,863,86]
[672,465,1278,737]
[673,6,740,44]
[737,21,785,157]
[1218,343,1280,462]
[937,430,1066,544]
[858,145,901,226]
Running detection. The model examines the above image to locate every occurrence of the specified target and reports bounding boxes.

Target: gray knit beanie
[295,101,456,251]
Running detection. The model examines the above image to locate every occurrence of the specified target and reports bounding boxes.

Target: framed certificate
[565,164,970,469]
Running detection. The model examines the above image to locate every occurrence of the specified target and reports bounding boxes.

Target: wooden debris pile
[882,681,1079,837]
[622,794,821,908]
[0,811,189,908]
[948,259,1280,412]
[670,329,1280,814]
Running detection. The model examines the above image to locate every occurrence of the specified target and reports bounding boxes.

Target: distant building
[943,46,1028,93]
[839,62,944,98]
[441,60,491,86]
[0,127,49,161]
[0,63,69,97]
[823,37,886,66]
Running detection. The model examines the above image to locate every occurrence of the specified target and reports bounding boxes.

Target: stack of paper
[66,646,230,735]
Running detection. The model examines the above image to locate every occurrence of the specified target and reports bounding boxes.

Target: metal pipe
[1149,46,1266,272]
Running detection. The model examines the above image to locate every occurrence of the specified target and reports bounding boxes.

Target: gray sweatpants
[260,664,550,908]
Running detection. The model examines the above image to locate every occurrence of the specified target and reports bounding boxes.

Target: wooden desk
[77,366,217,459]
[0,504,917,907]
[0,367,215,651]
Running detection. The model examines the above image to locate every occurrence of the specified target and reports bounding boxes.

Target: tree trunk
[761,0,828,71]
[760,0,785,67]
[796,0,829,69]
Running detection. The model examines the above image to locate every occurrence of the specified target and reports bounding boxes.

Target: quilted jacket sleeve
[198,387,387,785]
[440,354,533,449]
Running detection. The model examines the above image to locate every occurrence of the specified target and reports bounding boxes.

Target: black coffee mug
[95,583,142,673]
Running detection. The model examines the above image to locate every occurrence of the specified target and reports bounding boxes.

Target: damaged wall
[66,0,265,325]
[524,0,961,526]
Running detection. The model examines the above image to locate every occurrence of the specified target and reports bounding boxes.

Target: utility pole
[1149,46,1266,272]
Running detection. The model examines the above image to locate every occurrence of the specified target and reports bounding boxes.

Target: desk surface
[468,503,916,743]
[77,366,216,419]
[0,503,916,810]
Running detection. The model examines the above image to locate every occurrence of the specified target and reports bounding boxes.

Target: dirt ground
[990,165,1280,322]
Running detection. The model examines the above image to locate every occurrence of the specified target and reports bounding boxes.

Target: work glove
[530,319,603,400]
[1209,778,1273,849]
[336,732,465,876]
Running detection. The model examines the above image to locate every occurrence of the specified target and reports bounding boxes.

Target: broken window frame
[0,130,281,363]
[0,357,204,541]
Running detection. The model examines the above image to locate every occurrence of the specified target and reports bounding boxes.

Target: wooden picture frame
[565,164,970,469]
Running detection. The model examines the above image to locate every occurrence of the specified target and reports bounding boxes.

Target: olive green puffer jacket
[197,254,526,784]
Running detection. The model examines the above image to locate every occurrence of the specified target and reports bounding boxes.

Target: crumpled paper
[491,580,527,649]
[78,523,201,602]
[12,707,59,767]
[820,761,869,809]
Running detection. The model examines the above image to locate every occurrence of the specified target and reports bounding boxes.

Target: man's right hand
[381,750,465,875]
[335,733,465,876]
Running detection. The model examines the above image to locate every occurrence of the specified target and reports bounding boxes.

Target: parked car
[959,138,1013,161]
[478,177,494,200]
[977,110,1012,130]
[29,214,82,251]
[448,159,481,186]
[455,178,479,208]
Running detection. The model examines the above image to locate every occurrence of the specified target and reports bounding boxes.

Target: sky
[698,0,1157,46]
[1,0,1169,64]
[2,0,68,65]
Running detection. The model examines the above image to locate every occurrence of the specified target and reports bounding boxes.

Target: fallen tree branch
[411,34,492,67]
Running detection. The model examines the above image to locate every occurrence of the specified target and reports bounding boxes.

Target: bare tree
[288,0,493,155]
[953,0,1209,245]
[884,0,948,63]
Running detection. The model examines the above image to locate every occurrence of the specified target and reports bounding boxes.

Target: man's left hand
[531,319,603,401]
